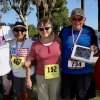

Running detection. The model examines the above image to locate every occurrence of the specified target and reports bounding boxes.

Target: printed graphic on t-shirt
[11,56,25,67]
[11,47,17,55]
[11,48,28,67]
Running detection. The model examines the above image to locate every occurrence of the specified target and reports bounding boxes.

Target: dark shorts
[0,77,3,94]
[0,77,2,84]
[0,71,13,95]
[13,74,35,93]
[60,73,96,100]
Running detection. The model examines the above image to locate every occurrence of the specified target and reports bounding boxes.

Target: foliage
[0,0,35,38]
[0,0,70,35]
[0,0,34,25]
[28,24,38,37]
[0,0,9,13]
[7,0,34,24]
[51,0,70,34]
[31,0,56,20]
[31,0,70,34]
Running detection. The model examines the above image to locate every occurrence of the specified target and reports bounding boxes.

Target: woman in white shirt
[11,22,35,100]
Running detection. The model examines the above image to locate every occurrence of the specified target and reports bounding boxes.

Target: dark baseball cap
[70,8,84,17]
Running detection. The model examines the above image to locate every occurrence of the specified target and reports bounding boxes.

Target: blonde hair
[37,19,52,28]
[37,19,54,34]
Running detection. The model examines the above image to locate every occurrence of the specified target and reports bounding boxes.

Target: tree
[0,0,34,38]
[31,0,56,21]
[32,0,70,34]
[8,0,34,25]
[98,0,100,31]
[28,24,37,37]
[0,0,9,13]
[1,0,70,35]
[51,0,70,34]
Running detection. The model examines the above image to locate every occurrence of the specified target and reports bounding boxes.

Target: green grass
[89,92,100,100]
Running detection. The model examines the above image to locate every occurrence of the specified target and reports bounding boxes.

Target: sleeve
[91,28,98,46]
[29,42,36,60]
[59,26,71,39]
[84,25,98,46]
[3,26,15,41]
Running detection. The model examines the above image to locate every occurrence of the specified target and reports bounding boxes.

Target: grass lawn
[90,92,100,100]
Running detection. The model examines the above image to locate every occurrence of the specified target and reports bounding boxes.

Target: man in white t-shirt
[0,13,15,100]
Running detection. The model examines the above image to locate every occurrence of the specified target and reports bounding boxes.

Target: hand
[25,78,32,89]
[22,60,31,68]
[2,75,12,95]
[90,45,98,55]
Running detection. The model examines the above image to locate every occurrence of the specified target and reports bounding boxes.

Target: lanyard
[72,28,82,45]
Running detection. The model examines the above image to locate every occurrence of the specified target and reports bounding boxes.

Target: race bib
[11,56,25,68]
[68,59,85,69]
[45,64,60,79]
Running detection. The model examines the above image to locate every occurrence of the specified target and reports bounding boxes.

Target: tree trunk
[98,0,100,32]
[81,0,84,12]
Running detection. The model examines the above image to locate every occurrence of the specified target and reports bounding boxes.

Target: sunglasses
[72,17,83,21]
[39,27,51,31]
[14,29,26,32]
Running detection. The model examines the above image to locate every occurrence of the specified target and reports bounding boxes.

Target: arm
[90,27,99,54]
[25,42,36,89]
[25,56,35,89]
[84,25,99,54]
[25,67,32,89]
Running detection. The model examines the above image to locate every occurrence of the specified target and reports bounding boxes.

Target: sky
[0,0,98,30]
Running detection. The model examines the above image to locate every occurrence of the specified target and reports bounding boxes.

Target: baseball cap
[12,22,27,31]
[70,8,84,17]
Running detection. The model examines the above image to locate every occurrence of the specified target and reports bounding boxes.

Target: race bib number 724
[68,60,85,69]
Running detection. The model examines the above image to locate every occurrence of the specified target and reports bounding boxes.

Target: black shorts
[60,73,96,100]
[0,77,2,84]
[13,74,35,93]
[0,77,3,94]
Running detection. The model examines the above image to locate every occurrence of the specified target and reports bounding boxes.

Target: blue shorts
[60,73,96,100]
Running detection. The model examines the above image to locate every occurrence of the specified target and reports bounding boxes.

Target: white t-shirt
[1,26,15,41]
[0,26,15,76]
[10,39,35,78]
